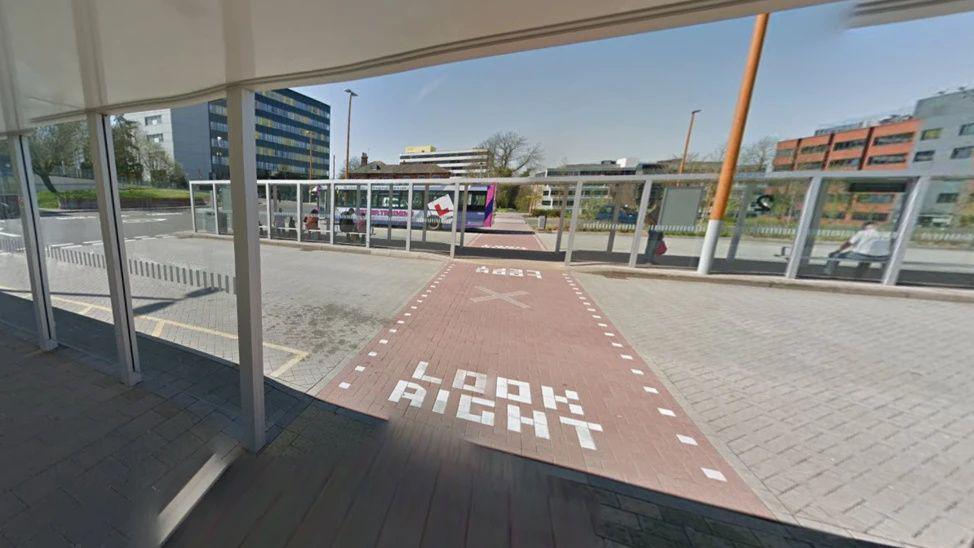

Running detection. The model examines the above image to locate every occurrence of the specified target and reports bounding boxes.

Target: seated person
[823,221,891,277]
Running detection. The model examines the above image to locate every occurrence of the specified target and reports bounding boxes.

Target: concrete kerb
[572,264,974,304]
[183,231,449,263]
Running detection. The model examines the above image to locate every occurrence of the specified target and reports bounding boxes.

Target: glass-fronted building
[208,89,330,179]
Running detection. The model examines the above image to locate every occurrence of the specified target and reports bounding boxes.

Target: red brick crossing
[318,214,769,517]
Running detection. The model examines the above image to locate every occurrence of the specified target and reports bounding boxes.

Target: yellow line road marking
[2,288,308,375]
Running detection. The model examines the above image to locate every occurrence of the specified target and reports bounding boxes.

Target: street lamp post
[344,88,358,179]
[305,130,314,179]
[678,109,701,175]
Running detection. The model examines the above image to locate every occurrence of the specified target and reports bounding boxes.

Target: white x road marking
[470,286,530,309]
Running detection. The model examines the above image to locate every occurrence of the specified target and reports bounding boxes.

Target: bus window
[467,191,487,211]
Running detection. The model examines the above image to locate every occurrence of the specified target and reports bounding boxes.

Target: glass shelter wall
[0,137,36,334]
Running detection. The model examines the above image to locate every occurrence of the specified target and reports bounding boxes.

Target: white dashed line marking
[368,351,378,357]
[389,329,398,333]
[604,332,615,337]
[397,320,405,324]
[621,354,633,360]
[354,366,365,372]
[702,468,727,482]
[657,408,675,417]
[598,323,608,328]
[643,386,659,394]
[592,315,602,319]
[677,435,698,446]
[630,369,645,376]
[339,382,351,389]
[379,339,388,344]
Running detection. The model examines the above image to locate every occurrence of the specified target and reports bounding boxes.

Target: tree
[339,156,362,179]
[111,116,144,184]
[739,136,779,173]
[479,131,543,209]
[29,121,88,193]
[479,131,543,177]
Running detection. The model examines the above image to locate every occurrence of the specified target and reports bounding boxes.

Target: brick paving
[578,273,974,547]
[318,214,769,517]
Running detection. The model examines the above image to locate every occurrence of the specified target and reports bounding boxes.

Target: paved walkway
[319,214,768,517]
[579,273,974,547]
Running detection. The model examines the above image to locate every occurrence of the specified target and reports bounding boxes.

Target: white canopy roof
[0,0,963,134]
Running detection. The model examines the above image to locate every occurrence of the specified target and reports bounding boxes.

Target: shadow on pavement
[0,290,892,547]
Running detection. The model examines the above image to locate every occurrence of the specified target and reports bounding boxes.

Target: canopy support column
[227,86,265,452]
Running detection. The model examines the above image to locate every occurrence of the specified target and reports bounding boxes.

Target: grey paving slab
[576,273,974,548]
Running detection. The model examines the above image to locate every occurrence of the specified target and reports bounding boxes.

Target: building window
[960,123,974,136]
[796,162,823,170]
[951,146,974,159]
[834,139,866,151]
[856,194,895,204]
[936,193,959,204]
[775,148,794,158]
[913,150,935,162]
[148,133,164,144]
[867,153,907,165]
[920,128,941,140]
[799,144,829,154]
[144,115,162,126]
[872,132,914,146]
[827,158,860,169]
[851,212,889,222]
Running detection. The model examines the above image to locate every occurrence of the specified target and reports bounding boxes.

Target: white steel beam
[406,183,413,252]
[9,135,56,350]
[87,113,141,385]
[564,181,584,266]
[882,176,930,286]
[226,87,265,452]
[628,180,653,268]
[784,177,823,279]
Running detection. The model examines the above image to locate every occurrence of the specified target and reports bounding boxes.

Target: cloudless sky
[296,1,974,171]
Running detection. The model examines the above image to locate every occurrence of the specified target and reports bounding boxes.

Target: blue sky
[296,1,974,170]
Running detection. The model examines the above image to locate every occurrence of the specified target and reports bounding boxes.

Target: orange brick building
[773,117,920,172]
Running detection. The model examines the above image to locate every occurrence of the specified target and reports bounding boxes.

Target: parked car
[595,205,637,224]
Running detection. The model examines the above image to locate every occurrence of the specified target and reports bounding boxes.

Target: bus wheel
[426,216,442,230]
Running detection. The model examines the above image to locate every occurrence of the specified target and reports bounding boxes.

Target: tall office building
[398,145,488,177]
[128,89,330,180]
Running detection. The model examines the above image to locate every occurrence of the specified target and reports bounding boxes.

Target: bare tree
[739,136,779,172]
[479,131,543,177]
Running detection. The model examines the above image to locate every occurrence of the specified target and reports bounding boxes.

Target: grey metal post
[785,177,824,279]
[296,182,302,242]
[459,184,469,247]
[564,181,584,266]
[606,199,619,252]
[189,182,197,233]
[628,180,653,267]
[882,176,930,286]
[387,183,393,243]
[422,185,429,242]
[449,183,460,258]
[406,183,413,252]
[555,185,567,252]
[211,185,219,234]
[365,183,372,249]
[328,182,335,245]
[87,112,141,385]
[726,183,754,261]
[9,135,56,350]
[227,86,266,452]
[264,183,271,239]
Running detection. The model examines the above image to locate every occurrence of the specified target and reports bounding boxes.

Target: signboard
[428,194,455,221]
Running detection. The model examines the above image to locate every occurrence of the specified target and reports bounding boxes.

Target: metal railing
[189,169,974,288]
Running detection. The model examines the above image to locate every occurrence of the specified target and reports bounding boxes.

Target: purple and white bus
[329,183,495,230]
